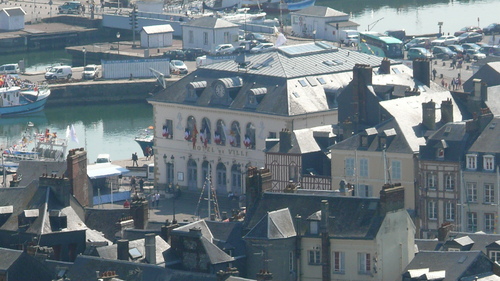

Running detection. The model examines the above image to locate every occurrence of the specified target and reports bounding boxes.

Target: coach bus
[358,32,404,59]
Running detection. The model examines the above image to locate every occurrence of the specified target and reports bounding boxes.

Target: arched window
[215,120,226,146]
[229,121,241,147]
[244,123,256,149]
[185,116,197,142]
[216,162,227,193]
[200,118,211,147]
[187,159,198,190]
[231,164,242,194]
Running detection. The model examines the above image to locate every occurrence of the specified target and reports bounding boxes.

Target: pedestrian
[151,193,156,208]
[123,199,130,208]
[145,146,151,160]
[130,176,136,191]
[450,57,456,69]
[132,152,138,167]
[139,178,144,192]
[81,4,85,15]
[451,77,456,90]
[441,78,445,87]
[432,68,437,80]
[457,76,462,90]
[155,192,160,207]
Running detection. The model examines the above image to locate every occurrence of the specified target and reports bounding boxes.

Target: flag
[68,124,79,143]
[244,134,252,148]
[162,125,169,138]
[275,33,287,47]
[273,25,279,36]
[192,124,198,148]
[184,128,190,140]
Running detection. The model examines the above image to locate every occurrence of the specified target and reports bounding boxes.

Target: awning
[87,163,129,179]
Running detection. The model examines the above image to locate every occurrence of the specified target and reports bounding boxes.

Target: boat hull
[0,88,50,117]
[262,0,316,13]
[135,139,154,157]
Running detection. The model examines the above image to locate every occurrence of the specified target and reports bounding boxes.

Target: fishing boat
[0,75,51,117]
[135,126,154,157]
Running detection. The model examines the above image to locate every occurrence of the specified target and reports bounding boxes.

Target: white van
[45,65,73,80]
[340,30,359,46]
[0,63,20,74]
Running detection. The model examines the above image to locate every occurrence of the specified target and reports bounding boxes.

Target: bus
[358,32,404,59]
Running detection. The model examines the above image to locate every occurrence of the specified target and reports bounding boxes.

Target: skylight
[129,247,143,260]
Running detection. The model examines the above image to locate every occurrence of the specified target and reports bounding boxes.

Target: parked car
[235,40,259,53]
[407,47,433,60]
[45,65,72,80]
[483,23,500,35]
[245,32,269,43]
[478,44,498,56]
[163,49,186,61]
[454,26,483,37]
[465,49,486,61]
[213,44,235,55]
[431,46,457,60]
[344,33,359,47]
[250,42,275,53]
[404,37,431,50]
[82,64,99,80]
[456,32,483,44]
[431,35,458,46]
[183,48,207,61]
[461,43,481,51]
[0,63,20,74]
[169,60,188,74]
[447,44,465,55]
[58,1,82,14]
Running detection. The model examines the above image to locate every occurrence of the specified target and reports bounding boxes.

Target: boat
[135,126,154,157]
[0,75,51,117]
[261,0,316,13]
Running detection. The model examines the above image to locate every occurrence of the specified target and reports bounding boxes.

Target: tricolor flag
[66,125,79,144]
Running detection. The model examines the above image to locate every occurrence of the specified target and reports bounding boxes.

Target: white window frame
[445,174,454,190]
[427,172,437,190]
[345,158,355,177]
[490,251,500,262]
[466,182,477,203]
[467,212,477,232]
[484,155,495,171]
[428,201,437,220]
[332,251,345,274]
[466,154,477,170]
[359,158,368,178]
[484,183,494,204]
[308,249,321,265]
[358,253,371,274]
[391,160,401,180]
[437,148,445,158]
[485,213,495,233]
[445,201,455,221]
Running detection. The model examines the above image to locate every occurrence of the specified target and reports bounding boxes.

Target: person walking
[130,176,136,192]
[151,193,156,208]
[139,178,144,192]
[155,192,160,207]
[132,152,138,167]
[432,68,437,80]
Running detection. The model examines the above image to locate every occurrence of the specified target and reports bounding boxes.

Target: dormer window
[245,88,266,109]
[310,221,319,234]
[379,136,387,150]
[484,155,495,171]
[466,154,477,170]
[437,148,445,159]
[361,135,369,147]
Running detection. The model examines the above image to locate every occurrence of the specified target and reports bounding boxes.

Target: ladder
[195,175,221,220]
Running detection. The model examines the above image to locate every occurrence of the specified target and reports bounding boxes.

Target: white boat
[0,75,51,117]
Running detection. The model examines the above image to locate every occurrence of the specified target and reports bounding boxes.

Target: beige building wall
[150,102,338,193]
[331,149,416,210]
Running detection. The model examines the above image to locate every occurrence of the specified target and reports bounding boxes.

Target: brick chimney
[246,167,272,220]
[379,183,405,214]
[117,239,129,261]
[413,58,431,87]
[321,200,331,281]
[422,100,436,130]
[279,129,292,153]
[379,57,391,74]
[66,148,91,207]
[130,197,149,229]
[352,64,372,124]
[39,175,71,207]
[440,99,453,124]
[145,233,156,264]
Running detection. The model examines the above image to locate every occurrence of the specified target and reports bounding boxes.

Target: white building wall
[182,26,239,53]
[140,32,173,48]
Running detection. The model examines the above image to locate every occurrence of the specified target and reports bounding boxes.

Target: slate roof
[266,125,334,154]
[0,247,23,270]
[403,251,491,281]
[419,122,470,161]
[245,208,297,239]
[183,16,238,29]
[245,192,384,239]
[17,160,67,186]
[95,235,170,265]
[1,7,26,16]
[149,42,405,117]
[205,221,246,256]
[446,232,500,254]
[293,6,347,17]
[142,24,174,34]
[0,183,88,235]
[486,85,500,115]
[415,239,444,252]
[173,220,214,242]
[463,62,500,92]
[468,116,500,153]
[66,255,217,281]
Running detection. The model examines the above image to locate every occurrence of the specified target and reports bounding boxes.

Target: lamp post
[163,154,177,223]
[82,47,87,66]
[116,32,121,55]
[438,22,443,37]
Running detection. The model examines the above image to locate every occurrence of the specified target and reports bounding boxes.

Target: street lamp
[116,32,121,55]
[82,47,86,66]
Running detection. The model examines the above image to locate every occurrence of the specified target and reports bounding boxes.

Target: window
[426,172,437,190]
[359,158,368,178]
[289,163,299,182]
[185,116,196,142]
[215,120,226,146]
[428,201,437,220]
[490,251,500,262]
[244,123,256,150]
[466,154,477,170]
[203,32,208,45]
[437,148,445,158]
[445,174,454,190]
[345,158,355,177]
[224,32,230,43]
[229,121,241,147]
[358,253,371,274]
[359,185,373,197]
[189,30,194,43]
[485,213,495,233]
[391,160,401,180]
[445,201,455,221]
[308,249,321,265]
[332,251,345,274]
[467,212,477,232]
[310,221,319,234]
[484,155,495,171]
[484,183,494,204]
[268,132,277,139]
[163,119,173,139]
[466,182,477,203]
